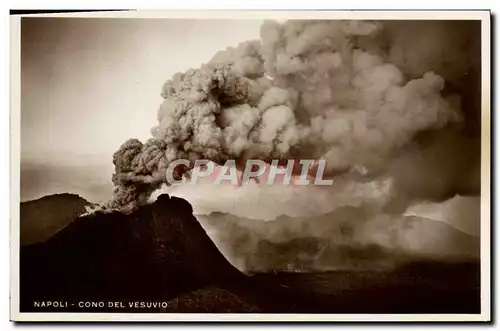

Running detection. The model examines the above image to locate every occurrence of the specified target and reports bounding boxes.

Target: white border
[9,15,21,324]
[10,9,491,20]
[9,10,491,322]
[10,312,493,322]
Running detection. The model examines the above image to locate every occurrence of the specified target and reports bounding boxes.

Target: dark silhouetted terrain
[20,193,92,246]
[19,194,480,313]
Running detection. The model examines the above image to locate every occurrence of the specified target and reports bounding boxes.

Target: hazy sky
[21,18,264,162]
[20,18,265,202]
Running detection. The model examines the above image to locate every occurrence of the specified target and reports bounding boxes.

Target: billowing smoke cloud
[196,206,480,273]
[157,180,479,272]
[110,19,480,214]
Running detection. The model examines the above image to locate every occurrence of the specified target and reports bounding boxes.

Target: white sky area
[20,18,481,247]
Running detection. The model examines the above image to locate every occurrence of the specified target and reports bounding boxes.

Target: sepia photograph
[10,10,490,322]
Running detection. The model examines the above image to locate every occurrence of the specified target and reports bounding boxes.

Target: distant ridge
[20,193,91,246]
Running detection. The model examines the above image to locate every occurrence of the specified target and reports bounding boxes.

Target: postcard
[10,9,491,322]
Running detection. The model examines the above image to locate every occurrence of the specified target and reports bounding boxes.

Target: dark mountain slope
[19,194,480,314]
[20,194,250,312]
[20,194,320,313]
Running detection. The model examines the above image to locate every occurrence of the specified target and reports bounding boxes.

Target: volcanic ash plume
[109,20,479,213]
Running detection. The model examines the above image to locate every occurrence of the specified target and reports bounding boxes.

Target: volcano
[19,194,480,313]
